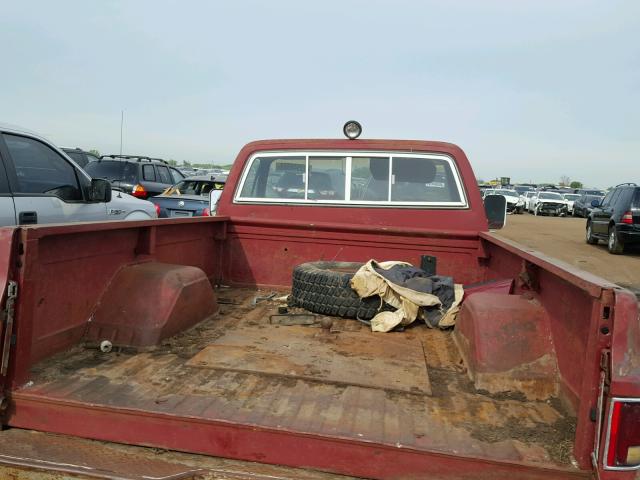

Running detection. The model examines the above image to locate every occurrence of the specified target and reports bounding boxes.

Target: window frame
[234,150,468,208]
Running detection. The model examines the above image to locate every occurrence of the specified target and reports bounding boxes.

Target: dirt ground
[493,214,640,295]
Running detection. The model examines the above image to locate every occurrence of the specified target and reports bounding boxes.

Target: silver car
[0,123,157,226]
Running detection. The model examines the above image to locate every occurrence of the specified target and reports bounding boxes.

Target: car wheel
[608,226,624,254]
[586,221,598,245]
[289,261,389,319]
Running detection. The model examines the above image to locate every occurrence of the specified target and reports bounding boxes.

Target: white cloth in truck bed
[350,260,463,332]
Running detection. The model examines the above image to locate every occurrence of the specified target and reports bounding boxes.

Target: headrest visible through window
[369,158,389,180]
[393,158,437,183]
[276,172,304,189]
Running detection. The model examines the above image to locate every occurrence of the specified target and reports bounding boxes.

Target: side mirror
[209,189,223,216]
[88,178,112,203]
[484,194,507,229]
[591,199,601,208]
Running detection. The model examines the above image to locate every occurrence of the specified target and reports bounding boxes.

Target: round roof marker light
[343,120,362,140]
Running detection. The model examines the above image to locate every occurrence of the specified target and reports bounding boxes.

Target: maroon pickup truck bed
[0,217,622,479]
[12,287,578,480]
[0,139,637,480]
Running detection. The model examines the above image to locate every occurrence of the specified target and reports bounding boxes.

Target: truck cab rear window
[237,152,465,207]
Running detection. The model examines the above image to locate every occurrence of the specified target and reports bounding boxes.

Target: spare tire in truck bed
[290,261,384,320]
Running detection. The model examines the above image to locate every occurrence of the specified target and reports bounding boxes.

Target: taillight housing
[132,184,147,198]
[154,204,160,218]
[622,211,633,225]
[605,399,640,470]
[201,207,211,216]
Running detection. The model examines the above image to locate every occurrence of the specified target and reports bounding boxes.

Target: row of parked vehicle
[481,187,605,217]
[482,183,640,255]
[0,123,227,226]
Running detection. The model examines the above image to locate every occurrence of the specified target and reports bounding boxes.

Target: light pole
[120,110,124,155]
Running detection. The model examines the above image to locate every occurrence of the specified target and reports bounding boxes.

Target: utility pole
[120,110,124,155]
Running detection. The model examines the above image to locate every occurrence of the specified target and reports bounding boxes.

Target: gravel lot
[492,214,640,294]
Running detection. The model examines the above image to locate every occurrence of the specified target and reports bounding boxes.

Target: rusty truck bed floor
[18,288,577,474]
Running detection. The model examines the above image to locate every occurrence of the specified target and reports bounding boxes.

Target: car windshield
[64,151,88,168]
[169,180,223,196]
[513,186,532,194]
[539,192,563,200]
[85,161,137,183]
[563,194,580,200]
[494,189,518,197]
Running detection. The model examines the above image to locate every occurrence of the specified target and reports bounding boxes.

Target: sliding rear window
[236,152,465,207]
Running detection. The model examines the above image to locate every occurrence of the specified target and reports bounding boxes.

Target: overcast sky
[1,1,638,187]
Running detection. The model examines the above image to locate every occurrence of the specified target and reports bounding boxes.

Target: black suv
[61,147,100,168]
[586,183,640,254]
[84,155,185,199]
[573,193,603,217]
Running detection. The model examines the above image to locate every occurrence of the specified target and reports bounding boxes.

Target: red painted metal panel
[456,293,554,373]
[8,394,589,480]
[0,228,15,301]
[7,220,226,388]
[0,227,17,394]
[85,262,217,347]
[217,139,489,233]
[610,289,640,397]
[464,278,514,297]
[224,219,484,287]
[479,234,625,470]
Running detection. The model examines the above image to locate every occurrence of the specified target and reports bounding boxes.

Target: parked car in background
[562,193,581,215]
[586,183,640,254]
[526,191,540,212]
[492,188,524,213]
[513,185,533,196]
[573,193,604,218]
[61,147,100,168]
[575,188,605,196]
[523,191,537,212]
[84,155,185,199]
[0,123,157,225]
[533,191,567,216]
[481,188,495,199]
[150,175,226,218]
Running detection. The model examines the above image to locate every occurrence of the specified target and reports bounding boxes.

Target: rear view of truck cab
[0,126,637,479]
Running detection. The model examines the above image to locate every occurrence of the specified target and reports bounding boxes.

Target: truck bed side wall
[481,234,615,468]
[9,219,227,387]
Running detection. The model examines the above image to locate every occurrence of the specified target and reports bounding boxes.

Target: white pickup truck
[0,123,157,225]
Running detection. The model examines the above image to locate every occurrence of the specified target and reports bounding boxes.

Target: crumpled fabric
[350,260,463,332]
